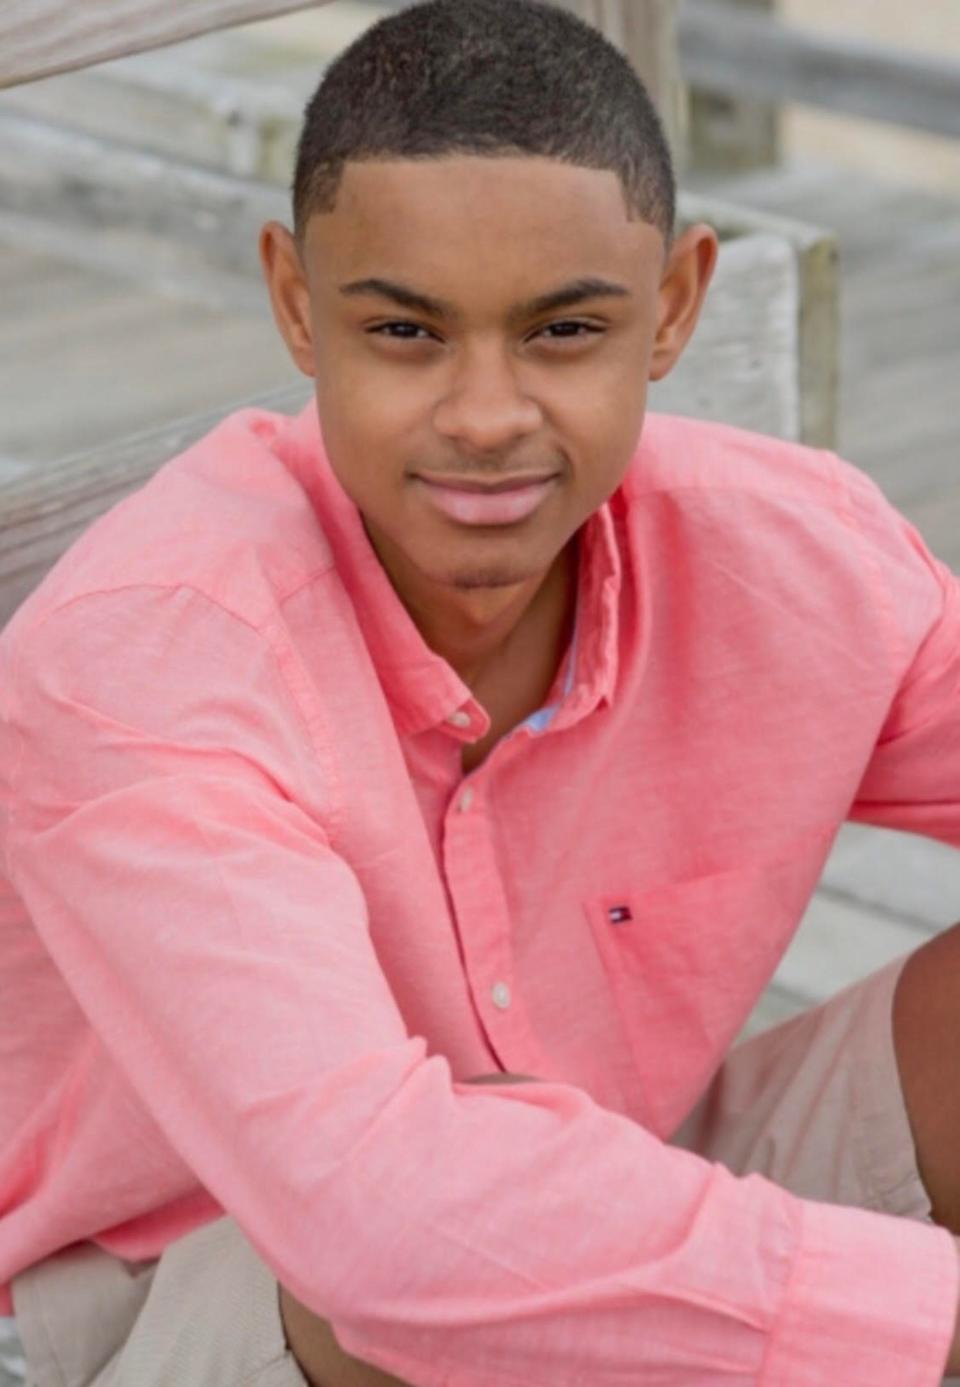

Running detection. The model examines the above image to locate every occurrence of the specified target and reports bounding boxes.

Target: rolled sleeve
[762,1200,958,1387]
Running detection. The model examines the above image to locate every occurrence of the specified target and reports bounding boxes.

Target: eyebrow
[337,275,632,323]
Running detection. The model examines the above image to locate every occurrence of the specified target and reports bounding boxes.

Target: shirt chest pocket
[582,837,831,1138]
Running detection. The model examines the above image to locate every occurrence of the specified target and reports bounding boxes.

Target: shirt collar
[279,399,623,739]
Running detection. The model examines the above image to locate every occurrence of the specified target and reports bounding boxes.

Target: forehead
[304,155,664,300]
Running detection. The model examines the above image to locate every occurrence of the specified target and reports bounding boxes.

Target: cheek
[565,367,648,488]
[315,392,412,521]
[317,350,424,457]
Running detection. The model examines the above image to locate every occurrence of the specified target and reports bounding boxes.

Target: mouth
[418,473,559,494]
[414,474,560,526]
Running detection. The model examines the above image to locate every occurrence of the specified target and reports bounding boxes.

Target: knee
[279,1283,407,1387]
[893,922,960,1230]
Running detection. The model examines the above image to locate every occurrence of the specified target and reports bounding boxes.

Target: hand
[279,1285,408,1387]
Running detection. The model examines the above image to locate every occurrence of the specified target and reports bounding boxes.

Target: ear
[258,220,316,379]
[649,223,719,382]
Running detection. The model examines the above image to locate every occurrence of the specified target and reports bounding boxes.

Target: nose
[432,341,543,453]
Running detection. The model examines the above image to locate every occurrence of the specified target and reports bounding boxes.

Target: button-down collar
[282,400,624,740]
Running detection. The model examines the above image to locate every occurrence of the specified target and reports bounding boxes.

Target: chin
[449,572,526,591]
[428,557,534,591]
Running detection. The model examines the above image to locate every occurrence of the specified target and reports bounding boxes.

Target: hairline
[293,151,674,258]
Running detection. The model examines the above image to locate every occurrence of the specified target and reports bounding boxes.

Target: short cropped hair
[292,0,676,244]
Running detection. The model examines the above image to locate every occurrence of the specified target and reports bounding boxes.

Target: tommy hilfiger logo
[607,904,633,925]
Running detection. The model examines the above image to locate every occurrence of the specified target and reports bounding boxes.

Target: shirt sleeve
[841,463,960,844]
[4,583,957,1387]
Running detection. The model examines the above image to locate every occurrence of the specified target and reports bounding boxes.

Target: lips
[419,474,558,493]
[415,474,559,526]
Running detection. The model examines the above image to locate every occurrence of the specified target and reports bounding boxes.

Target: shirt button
[458,786,475,813]
[491,981,512,1010]
[447,709,471,728]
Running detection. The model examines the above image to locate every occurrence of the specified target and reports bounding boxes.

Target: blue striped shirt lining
[521,610,580,733]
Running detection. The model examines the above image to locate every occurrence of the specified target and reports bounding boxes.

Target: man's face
[276,156,703,595]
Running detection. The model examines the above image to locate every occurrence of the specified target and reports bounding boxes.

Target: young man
[2,0,960,1383]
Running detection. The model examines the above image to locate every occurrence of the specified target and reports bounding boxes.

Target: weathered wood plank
[0,109,285,305]
[822,824,960,933]
[0,0,337,89]
[0,36,311,183]
[652,230,801,440]
[0,1319,25,1387]
[680,191,838,449]
[0,246,295,464]
[0,459,30,486]
[0,384,310,631]
[773,890,928,1004]
[678,0,960,139]
[687,0,780,173]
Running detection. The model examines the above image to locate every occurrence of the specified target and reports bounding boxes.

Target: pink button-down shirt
[2,401,959,1384]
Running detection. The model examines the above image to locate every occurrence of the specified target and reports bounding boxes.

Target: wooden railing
[679,0,960,170]
[0,0,338,86]
[0,1,687,160]
[679,0,960,138]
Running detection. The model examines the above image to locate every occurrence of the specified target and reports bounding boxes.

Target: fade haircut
[292,0,676,246]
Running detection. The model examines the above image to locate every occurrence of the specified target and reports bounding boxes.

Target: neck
[366,528,579,690]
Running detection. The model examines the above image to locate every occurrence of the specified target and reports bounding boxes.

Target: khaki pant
[12,955,934,1387]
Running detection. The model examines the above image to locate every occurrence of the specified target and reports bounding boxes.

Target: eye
[535,320,604,343]
[367,322,435,341]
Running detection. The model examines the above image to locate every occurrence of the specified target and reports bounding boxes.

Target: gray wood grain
[0,382,310,630]
[687,0,780,175]
[0,1319,25,1387]
[820,825,960,934]
[0,247,296,463]
[0,109,285,303]
[0,0,337,88]
[651,230,801,439]
[680,190,838,448]
[678,0,960,139]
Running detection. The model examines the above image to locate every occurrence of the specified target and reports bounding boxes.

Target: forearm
[279,1074,536,1387]
[280,1074,959,1387]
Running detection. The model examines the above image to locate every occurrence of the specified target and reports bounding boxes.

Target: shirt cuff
[763,1198,958,1387]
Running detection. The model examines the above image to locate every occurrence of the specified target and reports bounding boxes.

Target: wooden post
[553,1,687,170]
[680,0,960,141]
[686,0,781,172]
